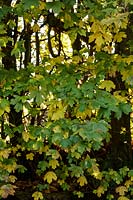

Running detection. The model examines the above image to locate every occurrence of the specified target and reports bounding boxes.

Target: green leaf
[38,161,48,172]
[120,103,132,115]
[46,2,64,13]
[22,0,39,9]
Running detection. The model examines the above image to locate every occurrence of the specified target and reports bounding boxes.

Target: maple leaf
[8,175,17,183]
[49,159,59,169]
[77,176,87,187]
[26,153,34,160]
[96,186,105,197]
[58,179,65,186]
[99,80,115,92]
[118,197,130,200]
[22,131,30,142]
[32,191,43,200]
[116,186,128,196]
[44,171,57,184]
[32,24,40,32]
[114,32,127,42]
[0,149,11,159]
[124,179,132,188]
[0,184,16,199]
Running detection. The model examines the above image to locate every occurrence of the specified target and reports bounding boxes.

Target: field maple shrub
[0,0,133,199]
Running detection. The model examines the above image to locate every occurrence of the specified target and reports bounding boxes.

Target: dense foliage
[0,0,133,199]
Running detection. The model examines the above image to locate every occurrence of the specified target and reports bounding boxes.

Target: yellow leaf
[99,80,115,92]
[0,108,4,116]
[114,32,127,42]
[51,109,65,120]
[96,186,105,197]
[43,145,49,152]
[32,191,43,200]
[5,163,17,173]
[116,186,128,196]
[103,32,112,42]
[89,34,96,43]
[44,171,57,184]
[124,55,133,65]
[118,197,130,200]
[58,179,65,186]
[22,131,30,142]
[0,184,16,199]
[64,12,72,22]
[8,175,17,183]
[91,164,103,180]
[39,2,45,10]
[124,179,132,188]
[113,91,127,102]
[95,34,104,48]
[49,159,59,169]
[0,149,10,159]
[26,153,34,160]
[32,24,40,32]
[77,176,87,187]
[50,101,66,121]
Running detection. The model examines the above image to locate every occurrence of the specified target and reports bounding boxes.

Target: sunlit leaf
[116,186,128,196]
[96,186,105,197]
[99,80,115,92]
[32,191,43,200]
[44,171,57,184]
[26,153,34,160]
[77,176,87,187]
[49,159,59,169]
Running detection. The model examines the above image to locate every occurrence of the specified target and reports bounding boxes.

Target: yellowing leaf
[118,197,130,200]
[44,171,57,184]
[58,179,65,185]
[5,163,17,173]
[0,108,4,116]
[49,101,67,121]
[39,2,45,10]
[124,179,132,188]
[32,24,40,32]
[124,55,133,65]
[22,131,30,142]
[113,91,127,102]
[0,149,10,159]
[96,186,105,197]
[99,80,115,92]
[77,176,87,187]
[0,184,16,199]
[114,32,127,42]
[49,159,59,169]
[64,12,72,23]
[32,191,43,200]
[26,153,34,160]
[51,109,65,120]
[95,34,104,48]
[8,175,17,183]
[116,186,128,196]
[103,32,112,43]
[89,34,96,43]
[43,145,49,152]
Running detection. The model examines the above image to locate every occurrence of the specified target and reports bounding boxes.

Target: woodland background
[0,0,133,199]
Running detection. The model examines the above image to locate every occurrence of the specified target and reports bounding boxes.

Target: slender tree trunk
[109,12,133,169]
[2,0,22,144]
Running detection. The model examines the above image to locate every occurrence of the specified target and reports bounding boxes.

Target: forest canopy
[0,0,133,199]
